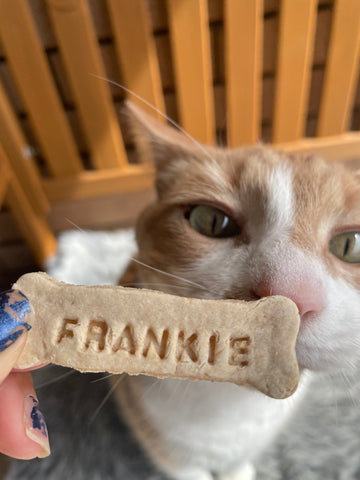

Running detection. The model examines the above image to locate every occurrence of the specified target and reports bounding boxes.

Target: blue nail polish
[25,395,50,457]
[27,395,48,439]
[0,289,32,352]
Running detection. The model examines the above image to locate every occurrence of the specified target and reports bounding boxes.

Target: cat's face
[127,103,360,374]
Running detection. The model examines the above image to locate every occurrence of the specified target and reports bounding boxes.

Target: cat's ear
[123,100,206,195]
[123,100,199,163]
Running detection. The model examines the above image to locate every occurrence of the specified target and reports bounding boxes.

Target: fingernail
[24,395,50,458]
[0,289,31,353]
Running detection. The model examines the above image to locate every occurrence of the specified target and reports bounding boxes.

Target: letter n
[142,328,169,359]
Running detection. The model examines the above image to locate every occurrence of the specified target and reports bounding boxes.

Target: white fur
[47,229,137,285]
[262,163,294,236]
[297,274,360,371]
[114,373,311,480]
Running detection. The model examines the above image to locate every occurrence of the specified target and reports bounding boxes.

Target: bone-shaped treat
[12,272,300,399]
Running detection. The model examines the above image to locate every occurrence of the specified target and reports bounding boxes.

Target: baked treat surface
[13,272,300,399]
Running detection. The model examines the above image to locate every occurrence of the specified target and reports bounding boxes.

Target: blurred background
[0,0,359,291]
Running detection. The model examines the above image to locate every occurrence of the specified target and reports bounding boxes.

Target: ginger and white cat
[6,102,360,480]
[113,102,360,480]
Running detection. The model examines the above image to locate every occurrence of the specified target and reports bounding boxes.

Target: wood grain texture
[167,0,215,143]
[225,0,263,147]
[0,152,10,209]
[0,81,49,214]
[273,0,317,142]
[0,145,56,266]
[42,164,155,202]
[317,0,360,136]
[275,131,360,159]
[46,0,128,169]
[0,0,83,177]
[107,0,166,121]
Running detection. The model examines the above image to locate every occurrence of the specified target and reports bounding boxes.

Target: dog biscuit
[12,272,300,399]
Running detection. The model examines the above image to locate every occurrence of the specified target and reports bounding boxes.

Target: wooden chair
[0,0,359,266]
[0,142,56,267]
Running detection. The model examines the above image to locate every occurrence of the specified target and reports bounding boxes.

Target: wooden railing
[0,0,359,265]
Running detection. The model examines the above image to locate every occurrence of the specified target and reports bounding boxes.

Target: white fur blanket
[46,228,137,286]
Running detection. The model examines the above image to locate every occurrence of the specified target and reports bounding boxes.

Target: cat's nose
[253,279,325,320]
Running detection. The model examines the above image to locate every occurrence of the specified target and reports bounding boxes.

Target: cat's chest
[114,374,312,470]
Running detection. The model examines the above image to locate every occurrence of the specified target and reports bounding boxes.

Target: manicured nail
[0,289,31,353]
[24,395,50,458]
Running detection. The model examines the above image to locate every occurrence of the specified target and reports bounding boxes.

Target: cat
[5,101,360,480]
[112,102,360,480]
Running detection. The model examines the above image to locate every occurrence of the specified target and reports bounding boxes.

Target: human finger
[0,371,50,459]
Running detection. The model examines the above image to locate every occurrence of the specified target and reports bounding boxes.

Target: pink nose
[254,279,325,320]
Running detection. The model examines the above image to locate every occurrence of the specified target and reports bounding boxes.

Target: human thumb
[0,289,31,384]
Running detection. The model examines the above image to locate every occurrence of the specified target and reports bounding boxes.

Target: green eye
[186,205,240,238]
[329,232,360,263]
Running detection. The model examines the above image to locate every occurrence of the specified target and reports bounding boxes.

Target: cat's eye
[186,205,240,238]
[329,232,360,263]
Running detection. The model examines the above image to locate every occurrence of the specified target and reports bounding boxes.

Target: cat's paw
[219,462,256,480]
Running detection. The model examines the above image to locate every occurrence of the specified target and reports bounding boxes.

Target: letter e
[228,336,251,367]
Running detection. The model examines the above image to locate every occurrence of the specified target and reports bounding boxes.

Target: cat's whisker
[35,369,76,389]
[65,217,89,233]
[90,74,216,163]
[140,378,163,401]
[337,369,360,409]
[129,257,210,292]
[90,373,116,383]
[333,384,340,428]
[64,218,214,295]
[88,375,125,425]
[176,380,194,409]
[121,282,200,291]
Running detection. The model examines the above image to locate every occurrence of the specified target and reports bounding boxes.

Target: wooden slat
[0,156,10,209]
[0,145,56,266]
[46,0,128,169]
[6,179,57,267]
[0,0,83,177]
[0,81,50,215]
[275,131,360,159]
[167,0,215,144]
[225,0,263,147]
[273,0,317,143]
[49,189,155,232]
[43,164,155,202]
[107,0,165,121]
[317,0,360,136]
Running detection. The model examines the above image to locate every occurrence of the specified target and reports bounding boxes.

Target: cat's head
[125,101,360,373]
